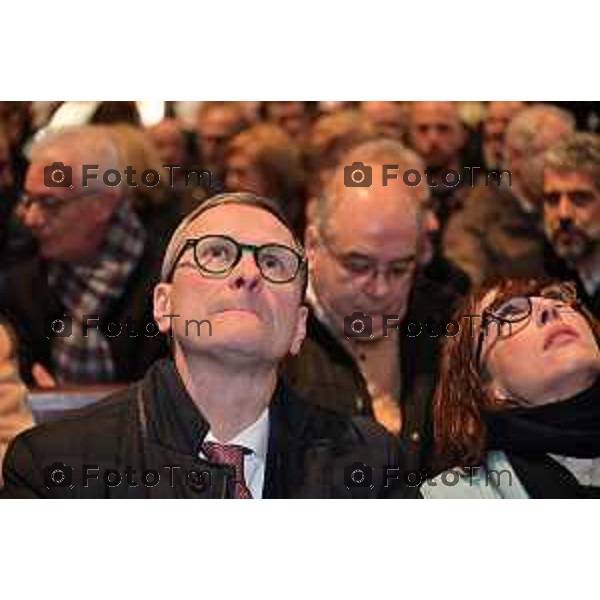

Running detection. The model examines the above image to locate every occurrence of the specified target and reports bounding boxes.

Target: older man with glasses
[0,125,169,387]
[1,193,401,498]
[282,141,460,473]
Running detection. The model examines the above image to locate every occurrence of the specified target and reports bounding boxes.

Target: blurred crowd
[2,100,600,496]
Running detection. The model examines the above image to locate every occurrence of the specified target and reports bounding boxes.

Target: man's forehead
[180,204,296,246]
[544,169,597,191]
[413,102,458,122]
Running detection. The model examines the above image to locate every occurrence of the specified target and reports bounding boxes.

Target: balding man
[0,125,169,386]
[2,193,400,498]
[444,104,576,286]
[282,142,459,472]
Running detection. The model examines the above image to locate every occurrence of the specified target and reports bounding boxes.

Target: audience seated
[2,101,600,500]
[1,193,400,498]
[422,277,600,498]
[108,123,184,244]
[483,101,527,171]
[304,108,376,200]
[407,101,468,233]
[261,101,314,143]
[224,123,306,236]
[360,101,407,142]
[195,102,248,193]
[146,117,208,214]
[444,104,575,286]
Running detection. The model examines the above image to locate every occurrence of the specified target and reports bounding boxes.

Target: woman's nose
[535,298,561,326]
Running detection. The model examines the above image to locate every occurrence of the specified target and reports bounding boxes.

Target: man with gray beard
[543,133,600,318]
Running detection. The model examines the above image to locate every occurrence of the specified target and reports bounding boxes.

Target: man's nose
[557,195,575,221]
[364,269,391,299]
[229,252,262,291]
[20,203,47,230]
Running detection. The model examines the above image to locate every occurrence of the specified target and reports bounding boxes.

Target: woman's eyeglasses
[166,234,306,284]
[474,281,579,369]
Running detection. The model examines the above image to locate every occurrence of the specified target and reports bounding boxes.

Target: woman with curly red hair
[421,277,600,498]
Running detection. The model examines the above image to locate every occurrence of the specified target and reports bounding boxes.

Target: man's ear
[289,304,308,356]
[153,282,174,334]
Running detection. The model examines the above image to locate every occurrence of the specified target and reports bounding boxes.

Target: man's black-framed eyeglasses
[474,281,579,369]
[166,234,306,284]
[318,227,416,282]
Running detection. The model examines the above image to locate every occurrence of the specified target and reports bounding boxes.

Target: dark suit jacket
[281,276,460,472]
[1,358,405,498]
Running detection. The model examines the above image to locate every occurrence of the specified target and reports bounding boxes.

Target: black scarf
[484,378,600,498]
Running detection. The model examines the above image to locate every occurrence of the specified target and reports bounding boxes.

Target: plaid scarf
[49,201,146,384]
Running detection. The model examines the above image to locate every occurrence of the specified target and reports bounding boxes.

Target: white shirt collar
[203,406,269,462]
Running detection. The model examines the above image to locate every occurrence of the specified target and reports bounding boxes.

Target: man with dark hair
[2,193,400,498]
[543,133,600,317]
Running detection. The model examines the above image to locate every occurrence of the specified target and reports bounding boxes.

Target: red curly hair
[433,276,600,472]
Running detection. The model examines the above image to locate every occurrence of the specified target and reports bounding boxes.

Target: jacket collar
[136,357,324,498]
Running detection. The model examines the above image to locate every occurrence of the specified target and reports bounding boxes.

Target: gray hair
[543,132,600,190]
[505,104,576,157]
[30,125,122,193]
[315,138,427,233]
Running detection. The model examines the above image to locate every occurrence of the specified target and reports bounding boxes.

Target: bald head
[315,138,427,237]
[306,142,423,341]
